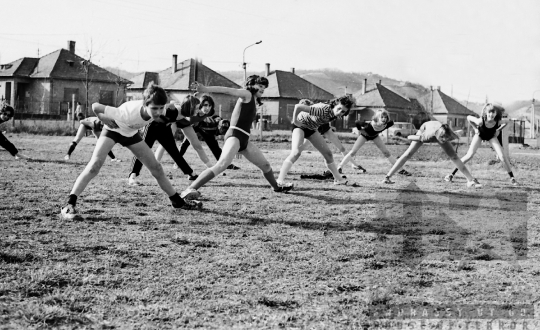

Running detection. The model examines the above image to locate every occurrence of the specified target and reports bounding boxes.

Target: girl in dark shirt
[0,104,30,160]
[339,109,411,176]
[444,103,516,185]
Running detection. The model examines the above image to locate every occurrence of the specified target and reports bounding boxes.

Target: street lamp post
[243,41,262,81]
[532,90,540,139]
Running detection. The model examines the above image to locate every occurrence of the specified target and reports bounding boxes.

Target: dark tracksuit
[129,106,194,177]
[179,115,223,160]
[0,118,18,156]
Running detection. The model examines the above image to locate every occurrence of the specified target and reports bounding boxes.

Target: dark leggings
[129,122,193,177]
[0,131,18,156]
[179,127,222,160]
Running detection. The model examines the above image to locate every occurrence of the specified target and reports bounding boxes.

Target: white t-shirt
[103,100,153,137]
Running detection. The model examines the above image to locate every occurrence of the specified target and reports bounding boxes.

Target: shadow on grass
[28,158,87,166]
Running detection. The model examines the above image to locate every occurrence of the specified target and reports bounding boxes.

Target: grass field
[1,133,539,329]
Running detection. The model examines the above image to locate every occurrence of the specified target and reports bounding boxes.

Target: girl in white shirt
[61,83,201,220]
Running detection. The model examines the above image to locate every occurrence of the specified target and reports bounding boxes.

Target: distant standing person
[64,113,120,162]
[0,103,30,160]
[444,103,517,185]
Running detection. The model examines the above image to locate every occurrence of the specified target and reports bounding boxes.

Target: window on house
[66,60,74,67]
[99,90,114,106]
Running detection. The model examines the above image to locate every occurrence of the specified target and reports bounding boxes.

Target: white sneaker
[444,174,453,182]
[110,158,121,163]
[60,204,78,220]
[64,155,70,161]
[275,182,294,192]
[510,178,519,186]
[15,153,30,160]
[128,174,141,186]
[180,188,201,200]
[467,178,482,188]
[334,179,348,185]
[173,163,178,169]
[382,177,394,184]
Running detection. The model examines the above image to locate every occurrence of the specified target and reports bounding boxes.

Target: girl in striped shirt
[277,96,354,185]
[339,109,411,176]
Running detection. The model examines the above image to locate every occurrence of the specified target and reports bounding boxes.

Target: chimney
[265,63,270,77]
[362,79,367,95]
[67,40,75,54]
[172,54,177,74]
[291,67,295,74]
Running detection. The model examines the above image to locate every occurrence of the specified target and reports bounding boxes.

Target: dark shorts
[361,134,379,141]
[318,123,331,135]
[102,129,143,147]
[292,124,317,139]
[478,133,496,142]
[224,128,250,152]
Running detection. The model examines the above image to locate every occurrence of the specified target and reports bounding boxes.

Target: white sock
[326,162,343,181]
[278,160,293,183]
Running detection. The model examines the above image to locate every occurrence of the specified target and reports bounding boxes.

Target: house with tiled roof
[417,88,477,130]
[127,57,240,119]
[0,41,131,118]
[351,83,422,126]
[261,65,335,130]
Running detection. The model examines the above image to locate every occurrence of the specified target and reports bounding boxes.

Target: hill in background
[110,66,529,118]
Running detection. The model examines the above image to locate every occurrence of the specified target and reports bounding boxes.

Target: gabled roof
[0,58,39,77]
[352,83,413,109]
[0,48,130,84]
[128,59,240,91]
[418,89,476,116]
[263,70,334,100]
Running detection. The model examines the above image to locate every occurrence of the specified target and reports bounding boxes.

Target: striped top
[296,103,336,131]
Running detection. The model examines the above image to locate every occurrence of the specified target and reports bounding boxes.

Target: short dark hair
[1,103,14,118]
[328,95,354,116]
[142,82,168,106]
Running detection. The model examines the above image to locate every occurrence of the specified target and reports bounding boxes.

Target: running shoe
[274,182,294,193]
[187,174,198,181]
[64,155,70,161]
[351,164,367,173]
[323,170,347,179]
[110,158,122,163]
[510,178,519,186]
[398,169,412,176]
[128,174,142,186]
[174,199,203,211]
[466,178,482,188]
[227,164,241,170]
[173,163,178,169]
[60,204,78,220]
[382,177,394,184]
[180,188,201,200]
[334,179,348,185]
[444,174,454,182]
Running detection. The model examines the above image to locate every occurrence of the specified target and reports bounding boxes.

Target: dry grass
[0,133,539,329]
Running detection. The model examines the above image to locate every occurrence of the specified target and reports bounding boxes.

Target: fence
[14,100,83,120]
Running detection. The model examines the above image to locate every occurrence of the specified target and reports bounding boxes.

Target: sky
[2,0,540,104]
